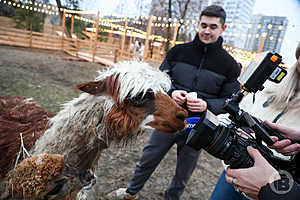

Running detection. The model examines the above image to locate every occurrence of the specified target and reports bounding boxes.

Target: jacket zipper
[199,46,207,69]
[192,46,207,91]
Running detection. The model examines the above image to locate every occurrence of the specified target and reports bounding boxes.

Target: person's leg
[164,134,201,200]
[126,130,175,195]
[210,170,248,200]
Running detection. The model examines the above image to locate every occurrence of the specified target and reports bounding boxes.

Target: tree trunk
[55,0,72,38]
[165,0,172,52]
[176,0,191,41]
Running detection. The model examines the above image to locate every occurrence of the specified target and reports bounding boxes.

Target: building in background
[244,15,288,52]
[210,0,224,7]
[222,0,255,49]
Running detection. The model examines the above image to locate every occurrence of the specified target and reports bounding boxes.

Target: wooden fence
[0,18,165,66]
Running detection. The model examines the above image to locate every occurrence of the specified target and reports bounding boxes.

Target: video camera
[186,52,297,173]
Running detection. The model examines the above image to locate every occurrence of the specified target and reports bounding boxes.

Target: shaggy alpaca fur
[31,62,174,170]
[0,95,54,178]
[1,61,188,199]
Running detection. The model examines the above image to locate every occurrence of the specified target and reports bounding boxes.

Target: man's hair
[200,5,226,25]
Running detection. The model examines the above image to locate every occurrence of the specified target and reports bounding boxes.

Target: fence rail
[0,18,165,66]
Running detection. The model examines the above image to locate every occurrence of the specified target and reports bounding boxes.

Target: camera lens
[186,110,255,169]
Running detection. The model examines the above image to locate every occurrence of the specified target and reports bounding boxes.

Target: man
[225,121,300,200]
[111,5,240,200]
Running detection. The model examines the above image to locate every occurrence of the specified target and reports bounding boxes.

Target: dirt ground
[0,45,223,200]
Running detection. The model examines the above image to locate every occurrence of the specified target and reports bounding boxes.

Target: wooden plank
[31,39,60,46]
[3,36,30,43]
[95,42,119,48]
[78,40,91,46]
[0,31,30,39]
[0,40,30,47]
[64,37,77,42]
[95,49,113,55]
[77,49,94,55]
[31,44,61,51]
[32,32,61,39]
[0,27,31,34]
[31,36,60,43]
[63,46,78,52]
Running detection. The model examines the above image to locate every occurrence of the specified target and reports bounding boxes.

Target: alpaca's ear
[75,81,106,95]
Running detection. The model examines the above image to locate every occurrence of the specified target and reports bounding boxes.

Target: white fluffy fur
[95,61,171,102]
[31,61,171,169]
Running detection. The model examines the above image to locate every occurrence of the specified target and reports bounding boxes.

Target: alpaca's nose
[176,111,187,121]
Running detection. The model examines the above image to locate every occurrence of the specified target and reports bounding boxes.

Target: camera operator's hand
[225,146,280,200]
[171,90,187,105]
[186,98,207,112]
[265,121,300,156]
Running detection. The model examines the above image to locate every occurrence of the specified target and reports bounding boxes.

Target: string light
[1,0,299,35]
[257,24,262,29]
[267,24,272,29]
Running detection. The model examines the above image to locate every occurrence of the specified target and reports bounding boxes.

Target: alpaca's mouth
[164,124,178,133]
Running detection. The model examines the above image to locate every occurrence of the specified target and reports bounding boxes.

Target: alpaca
[1,61,188,199]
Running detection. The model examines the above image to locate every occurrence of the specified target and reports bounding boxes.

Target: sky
[77,0,300,65]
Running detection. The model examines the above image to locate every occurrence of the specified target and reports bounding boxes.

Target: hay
[8,154,64,199]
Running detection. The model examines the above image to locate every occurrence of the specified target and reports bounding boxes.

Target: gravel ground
[0,45,223,200]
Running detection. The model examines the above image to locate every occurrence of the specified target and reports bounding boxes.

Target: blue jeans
[210,170,250,200]
[126,130,201,200]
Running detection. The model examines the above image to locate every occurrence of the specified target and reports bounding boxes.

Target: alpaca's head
[76,62,188,141]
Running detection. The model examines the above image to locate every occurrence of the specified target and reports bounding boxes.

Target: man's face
[198,16,226,44]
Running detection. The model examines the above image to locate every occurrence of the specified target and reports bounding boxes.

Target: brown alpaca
[0,61,188,199]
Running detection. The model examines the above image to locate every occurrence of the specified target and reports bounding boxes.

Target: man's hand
[186,98,207,112]
[171,90,187,105]
[225,146,280,200]
[266,121,300,155]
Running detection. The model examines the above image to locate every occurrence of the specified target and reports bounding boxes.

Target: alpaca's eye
[126,90,155,107]
[143,90,155,100]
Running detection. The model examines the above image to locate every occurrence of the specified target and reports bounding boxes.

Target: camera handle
[261,121,287,141]
[225,94,276,146]
[241,112,275,146]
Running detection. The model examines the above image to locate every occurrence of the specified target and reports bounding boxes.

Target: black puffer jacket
[160,34,240,116]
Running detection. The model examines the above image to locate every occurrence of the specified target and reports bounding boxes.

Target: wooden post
[108,25,113,44]
[28,20,33,47]
[114,49,119,63]
[171,24,179,48]
[143,15,153,60]
[61,11,66,51]
[129,31,133,56]
[92,11,100,63]
[257,33,267,53]
[29,27,32,48]
[76,38,79,57]
[133,36,136,45]
[71,15,74,35]
[120,18,128,60]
